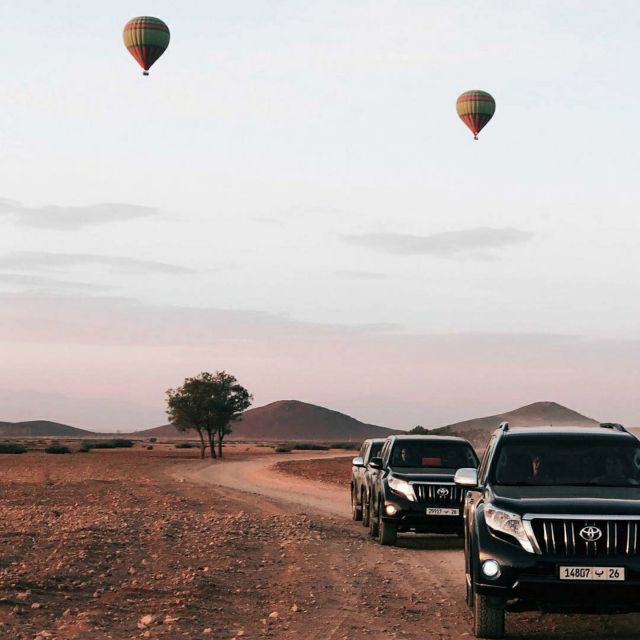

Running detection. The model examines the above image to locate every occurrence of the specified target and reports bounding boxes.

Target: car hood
[490,484,640,516]
[390,468,457,483]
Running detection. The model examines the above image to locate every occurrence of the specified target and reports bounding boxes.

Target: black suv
[368,435,479,545]
[350,438,385,526]
[456,422,640,638]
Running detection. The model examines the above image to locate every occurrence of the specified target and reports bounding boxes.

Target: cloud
[344,227,534,258]
[335,270,388,280]
[0,198,157,229]
[0,252,195,275]
[0,292,395,347]
[0,273,113,291]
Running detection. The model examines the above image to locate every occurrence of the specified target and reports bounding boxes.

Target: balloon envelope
[123,16,170,75]
[456,90,495,139]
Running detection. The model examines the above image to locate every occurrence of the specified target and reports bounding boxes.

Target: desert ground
[1,445,640,639]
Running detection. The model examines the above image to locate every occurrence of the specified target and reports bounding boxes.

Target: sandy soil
[274,456,351,486]
[2,446,640,639]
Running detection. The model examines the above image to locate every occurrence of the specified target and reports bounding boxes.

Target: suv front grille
[413,484,464,504]
[530,518,640,556]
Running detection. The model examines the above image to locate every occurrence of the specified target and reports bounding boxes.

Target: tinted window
[492,436,640,487]
[369,442,383,461]
[389,440,478,469]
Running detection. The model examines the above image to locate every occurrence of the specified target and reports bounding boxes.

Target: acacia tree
[166,371,252,459]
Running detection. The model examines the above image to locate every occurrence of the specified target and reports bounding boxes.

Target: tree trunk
[196,429,206,460]
[217,429,224,458]
[207,430,217,459]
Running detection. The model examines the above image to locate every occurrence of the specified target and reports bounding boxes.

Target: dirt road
[184,452,640,639]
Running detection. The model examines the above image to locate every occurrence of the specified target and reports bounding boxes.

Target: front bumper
[382,495,464,534]
[474,521,640,612]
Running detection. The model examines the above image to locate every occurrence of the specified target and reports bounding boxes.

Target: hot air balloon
[123,17,170,76]
[456,90,495,140]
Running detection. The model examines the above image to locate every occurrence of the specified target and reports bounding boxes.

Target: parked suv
[368,435,479,545]
[456,422,640,639]
[351,438,385,526]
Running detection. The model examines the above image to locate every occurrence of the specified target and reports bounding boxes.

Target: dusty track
[182,453,640,639]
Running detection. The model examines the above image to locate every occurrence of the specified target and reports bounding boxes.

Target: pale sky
[2,1,640,430]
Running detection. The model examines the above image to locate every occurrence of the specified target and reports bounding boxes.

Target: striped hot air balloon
[456,90,495,140]
[123,17,170,76]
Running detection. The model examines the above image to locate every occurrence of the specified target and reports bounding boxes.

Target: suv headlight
[387,477,416,502]
[484,504,534,553]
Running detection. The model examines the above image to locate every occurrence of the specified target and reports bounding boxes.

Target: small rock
[137,614,155,629]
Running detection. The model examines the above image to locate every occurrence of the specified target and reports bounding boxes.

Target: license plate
[426,507,459,516]
[559,566,625,581]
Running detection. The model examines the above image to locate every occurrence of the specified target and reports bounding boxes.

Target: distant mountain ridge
[431,401,599,449]
[134,400,397,441]
[0,400,602,444]
[0,420,94,438]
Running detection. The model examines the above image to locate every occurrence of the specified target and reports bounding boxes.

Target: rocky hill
[0,420,95,438]
[135,400,396,441]
[431,401,598,450]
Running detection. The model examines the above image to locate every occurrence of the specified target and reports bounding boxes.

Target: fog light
[481,560,501,579]
[385,504,398,516]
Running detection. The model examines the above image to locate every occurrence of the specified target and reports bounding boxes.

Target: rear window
[492,435,640,487]
[389,440,478,469]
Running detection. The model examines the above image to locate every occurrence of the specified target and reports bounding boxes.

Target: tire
[362,490,370,527]
[351,485,362,521]
[473,592,505,639]
[377,508,397,546]
[465,538,474,608]
[368,493,379,538]
[466,574,474,608]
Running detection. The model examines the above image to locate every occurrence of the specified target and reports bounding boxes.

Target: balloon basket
[143,71,149,76]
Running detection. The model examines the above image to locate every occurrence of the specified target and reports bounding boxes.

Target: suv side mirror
[352,456,365,467]
[454,468,478,488]
[368,457,384,470]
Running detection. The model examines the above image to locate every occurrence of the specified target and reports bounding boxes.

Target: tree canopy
[166,371,252,459]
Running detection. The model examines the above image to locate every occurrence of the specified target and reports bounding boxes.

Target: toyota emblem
[579,526,603,542]
[437,487,449,497]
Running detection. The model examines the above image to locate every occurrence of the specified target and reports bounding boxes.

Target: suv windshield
[492,435,640,487]
[390,440,477,469]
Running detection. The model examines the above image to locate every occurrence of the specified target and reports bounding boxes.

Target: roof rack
[498,421,509,431]
[600,422,627,433]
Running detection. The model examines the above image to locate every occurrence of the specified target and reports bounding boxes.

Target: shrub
[146,445,154,450]
[290,443,330,451]
[275,443,293,453]
[175,442,196,449]
[148,437,157,443]
[45,443,71,454]
[0,442,27,454]
[80,439,134,450]
[110,439,134,448]
[330,442,361,450]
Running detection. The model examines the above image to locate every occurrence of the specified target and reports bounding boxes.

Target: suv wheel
[377,501,397,546]
[473,592,505,639]
[368,493,379,538]
[362,490,370,527]
[465,573,474,608]
[351,485,362,521]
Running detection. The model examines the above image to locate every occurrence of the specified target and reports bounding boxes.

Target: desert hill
[0,420,95,438]
[135,400,397,441]
[432,401,598,449]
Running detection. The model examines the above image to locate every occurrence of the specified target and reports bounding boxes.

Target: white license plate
[559,566,625,581]
[426,507,459,516]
